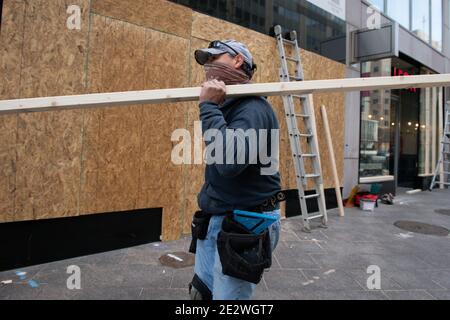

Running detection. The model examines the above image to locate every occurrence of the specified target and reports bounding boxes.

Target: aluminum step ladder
[430,109,450,190]
[274,25,328,232]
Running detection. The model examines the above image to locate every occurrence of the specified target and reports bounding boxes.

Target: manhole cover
[394,221,449,237]
[435,209,450,216]
[159,252,195,269]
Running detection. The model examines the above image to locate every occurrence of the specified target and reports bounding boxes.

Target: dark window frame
[0,0,3,33]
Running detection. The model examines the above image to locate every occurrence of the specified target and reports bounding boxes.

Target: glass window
[412,0,430,43]
[431,0,442,51]
[170,0,347,63]
[360,59,394,178]
[368,0,385,12]
[386,0,410,29]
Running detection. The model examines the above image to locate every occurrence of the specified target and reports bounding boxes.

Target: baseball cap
[195,39,255,76]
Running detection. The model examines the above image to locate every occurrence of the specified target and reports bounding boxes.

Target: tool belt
[242,191,287,213]
[188,191,286,254]
[217,215,272,284]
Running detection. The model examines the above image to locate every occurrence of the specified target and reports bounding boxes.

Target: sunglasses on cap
[208,40,257,78]
[208,40,241,57]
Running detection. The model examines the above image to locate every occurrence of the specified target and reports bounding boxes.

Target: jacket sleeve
[199,100,265,178]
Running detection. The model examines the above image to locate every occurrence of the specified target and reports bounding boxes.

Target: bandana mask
[204,61,251,85]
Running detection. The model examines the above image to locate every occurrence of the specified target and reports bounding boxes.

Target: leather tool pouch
[217,215,272,284]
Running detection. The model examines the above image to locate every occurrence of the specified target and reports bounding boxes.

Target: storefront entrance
[359,55,443,192]
[392,88,420,188]
[391,57,421,188]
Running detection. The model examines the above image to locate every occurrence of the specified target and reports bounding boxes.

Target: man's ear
[234,54,245,69]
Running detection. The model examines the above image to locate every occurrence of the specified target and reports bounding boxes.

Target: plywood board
[303,49,346,189]
[0,0,25,100]
[80,16,146,215]
[138,28,190,240]
[91,0,193,39]
[0,114,17,222]
[13,0,89,221]
[14,110,84,221]
[20,0,88,99]
[0,0,26,222]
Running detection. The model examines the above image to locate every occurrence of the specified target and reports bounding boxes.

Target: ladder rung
[299,133,313,138]
[291,94,306,100]
[282,38,296,45]
[304,174,320,179]
[301,155,317,159]
[295,114,310,118]
[285,56,299,62]
[289,76,303,81]
[437,182,450,186]
[303,194,320,200]
[306,214,324,221]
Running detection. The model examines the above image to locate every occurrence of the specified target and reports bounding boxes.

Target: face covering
[204,61,251,85]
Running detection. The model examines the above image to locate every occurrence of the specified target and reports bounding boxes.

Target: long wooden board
[1,74,450,114]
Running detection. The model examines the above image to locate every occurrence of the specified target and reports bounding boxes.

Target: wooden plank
[321,105,345,217]
[432,87,438,179]
[438,89,444,189]
[1,74,450,115]
[425,88,431,174]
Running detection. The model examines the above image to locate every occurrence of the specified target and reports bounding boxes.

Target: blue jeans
[194,209,281,300]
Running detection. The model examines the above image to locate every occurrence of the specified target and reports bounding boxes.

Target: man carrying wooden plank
[188,40,284,300]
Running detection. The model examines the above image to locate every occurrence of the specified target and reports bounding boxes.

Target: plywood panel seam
[95,15,108,212]
[89,12,189,41]
[77,0,93,216]
[13,0,27,221]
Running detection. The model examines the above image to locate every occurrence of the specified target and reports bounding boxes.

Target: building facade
[171,0,450,195]
[345,0,449,194]
[0,0,346,244]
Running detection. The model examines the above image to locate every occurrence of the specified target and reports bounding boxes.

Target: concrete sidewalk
[1,189,450,300]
